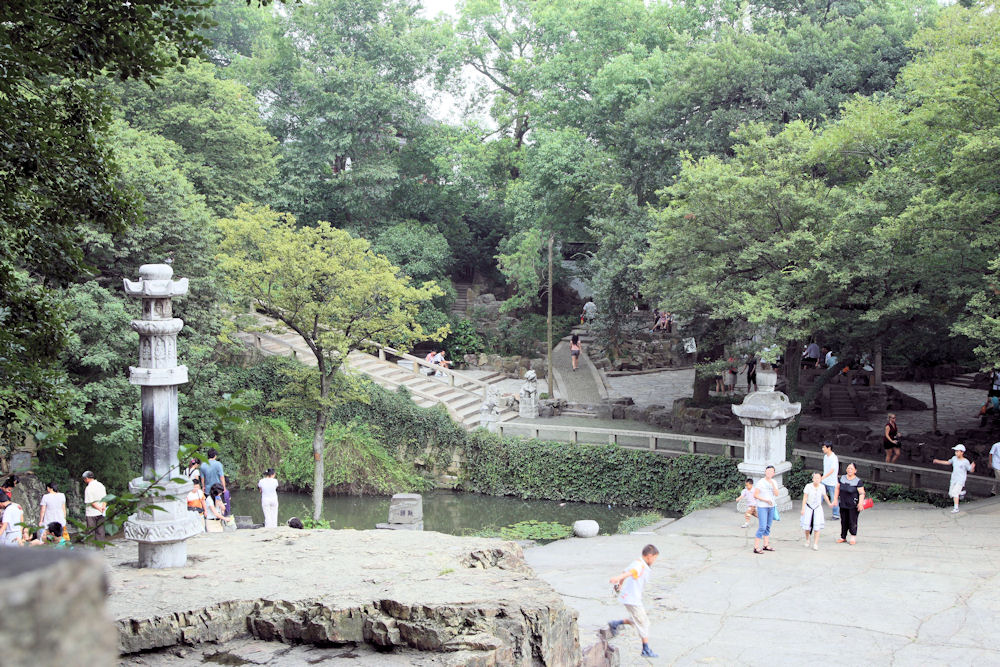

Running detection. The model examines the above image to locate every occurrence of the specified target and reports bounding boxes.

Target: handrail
[792,448,992,497]
[366,342,492,397]
[497,422,744,456]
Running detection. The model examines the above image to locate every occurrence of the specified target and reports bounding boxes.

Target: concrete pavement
[525,498,1000,665]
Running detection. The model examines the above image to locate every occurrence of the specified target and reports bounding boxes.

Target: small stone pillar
[480,385,502,433]
[731,367,799,511]
[376,493,424,531]
[122,264,202,568]
[519,370,539,419]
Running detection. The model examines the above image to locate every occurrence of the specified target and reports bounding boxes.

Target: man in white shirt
[82,470,107,539]
[820,441,840,519]
[990,441,1000,496]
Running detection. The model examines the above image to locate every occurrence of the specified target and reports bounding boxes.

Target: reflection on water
[229,489,653,535]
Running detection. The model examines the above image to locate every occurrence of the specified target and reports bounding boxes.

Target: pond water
[229,489,651,536]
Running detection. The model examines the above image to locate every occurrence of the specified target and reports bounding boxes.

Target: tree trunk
[546,233,554,397]
[312,408,327,521]
[874,347,883,387]
[783,339,801,401]
[312,369,330,521]
[784,362,845,460]
[929,376,939,434]
[692,373,712,404]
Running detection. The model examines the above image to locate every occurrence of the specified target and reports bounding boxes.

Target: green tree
[499,128,611,393]
[113,60,279,216]
[216,204,446,519]
[0,0,212,451]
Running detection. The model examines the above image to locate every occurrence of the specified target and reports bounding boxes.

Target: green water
[229,489,651,535]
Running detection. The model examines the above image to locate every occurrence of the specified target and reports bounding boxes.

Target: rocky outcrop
[110,529,580,666]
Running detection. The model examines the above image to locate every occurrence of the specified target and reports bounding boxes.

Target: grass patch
[683,489,733,514]
[616,512,663,534]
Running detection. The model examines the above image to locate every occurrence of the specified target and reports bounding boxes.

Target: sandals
[753,548,764,554]
[762,546,775,552]
[849,538,856,545]
[837,538,847,543]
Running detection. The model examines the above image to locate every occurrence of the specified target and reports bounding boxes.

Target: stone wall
[110,529,581,666]
[0,546,117,665]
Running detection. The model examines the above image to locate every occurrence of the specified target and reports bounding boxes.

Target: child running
[607,544,660,659]
[933,444,975,513]
[737,478,757,528]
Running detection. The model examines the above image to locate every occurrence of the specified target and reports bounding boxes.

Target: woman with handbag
[752,465,781,554]
[205,483,233,533]
[833,463,866,545]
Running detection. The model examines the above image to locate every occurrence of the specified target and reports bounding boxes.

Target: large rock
[0,546,117,665]
[573,520,600,538]
[111,529,581,666]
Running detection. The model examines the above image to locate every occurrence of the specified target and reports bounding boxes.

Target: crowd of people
[1,475,75,547]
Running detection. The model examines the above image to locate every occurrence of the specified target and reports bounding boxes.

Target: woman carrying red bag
[833,463,867,545]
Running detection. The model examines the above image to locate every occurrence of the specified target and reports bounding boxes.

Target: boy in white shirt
[607,544,661,658]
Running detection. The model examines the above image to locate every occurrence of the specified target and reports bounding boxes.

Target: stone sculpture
[731,365,799,511]
[376,493,423,531]
[519,369,539,419]
[480,385,502,432]
[122,264,203,568]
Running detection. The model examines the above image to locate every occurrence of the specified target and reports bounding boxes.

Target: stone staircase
[452,282,472,318]
[345,351,517,429]
[234,314,516,430]
[943,372,980,389]
[820,382,866,420]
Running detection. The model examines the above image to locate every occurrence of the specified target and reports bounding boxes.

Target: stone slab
[109,528,580,666]
[525,497,1000,665]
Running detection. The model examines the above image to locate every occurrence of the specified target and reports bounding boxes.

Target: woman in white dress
[800,473,831,550]
[258,468,279,528]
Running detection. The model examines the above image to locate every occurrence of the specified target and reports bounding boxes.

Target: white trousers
[262,499,279,528]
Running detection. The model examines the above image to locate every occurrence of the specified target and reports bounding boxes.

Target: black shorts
[883,440,898,450]
[571,350,580,357]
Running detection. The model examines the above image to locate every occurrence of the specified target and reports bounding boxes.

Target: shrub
[444,317,484,359]
[461,430,743,513]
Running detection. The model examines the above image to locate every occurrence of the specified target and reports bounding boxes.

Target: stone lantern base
[123,478,204,568]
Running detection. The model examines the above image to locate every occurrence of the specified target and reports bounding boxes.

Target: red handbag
[862,498,874,510]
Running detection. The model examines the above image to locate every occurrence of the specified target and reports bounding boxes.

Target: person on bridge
[570,334,581,371]
[883,414,901,467]
[933,444,975,513]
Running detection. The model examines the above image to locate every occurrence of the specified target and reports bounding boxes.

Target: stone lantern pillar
[122,264,202,568]
[731,366,800,511]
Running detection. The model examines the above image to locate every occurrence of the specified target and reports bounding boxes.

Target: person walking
[820,441,840,520]
[570,334,581,371]
[737,478,757,528]
[607,544,661,659]
[752,466,780,554]
[745,355,758,393]
[38,481,67,531]
[883,414,901,467]
[800,473,831,550]
[82,470,107,540]
[258,468,280,528]
[933,444,975,513]
[833,463,866,545]
[990,441,1000,496]
[0,491,23,546]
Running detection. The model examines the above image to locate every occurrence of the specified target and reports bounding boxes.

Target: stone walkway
[606,368,695,409]
[526,497,1000,665]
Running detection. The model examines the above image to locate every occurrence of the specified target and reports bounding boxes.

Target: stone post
[122,264,202,568]
[731,366,799,511]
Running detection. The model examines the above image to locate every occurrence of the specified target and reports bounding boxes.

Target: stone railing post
[122,264,203,568]
[731,366,800,511]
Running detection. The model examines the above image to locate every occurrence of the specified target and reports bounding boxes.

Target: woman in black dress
[883,413,900,465]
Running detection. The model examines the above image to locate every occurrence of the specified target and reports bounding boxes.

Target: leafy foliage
[498,520,573,541]
[616,512,663,534]
[462,432,744,512]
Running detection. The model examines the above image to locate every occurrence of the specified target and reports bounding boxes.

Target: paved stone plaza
[526,497,1000,666]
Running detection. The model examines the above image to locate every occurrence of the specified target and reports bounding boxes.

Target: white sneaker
[951,507,960,514]
[804,539,810,547]
[741,522,748,528]
[812,544,819,551]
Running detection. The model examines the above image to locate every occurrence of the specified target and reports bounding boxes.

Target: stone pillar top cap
[731,391,801,420]
[139,264,173,280]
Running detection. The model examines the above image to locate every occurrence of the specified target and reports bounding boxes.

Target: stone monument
[376,493,423,531]
[519,369,539,419]
[731,365,799,511]
[479,385,502,432]
[122,264,203,568]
